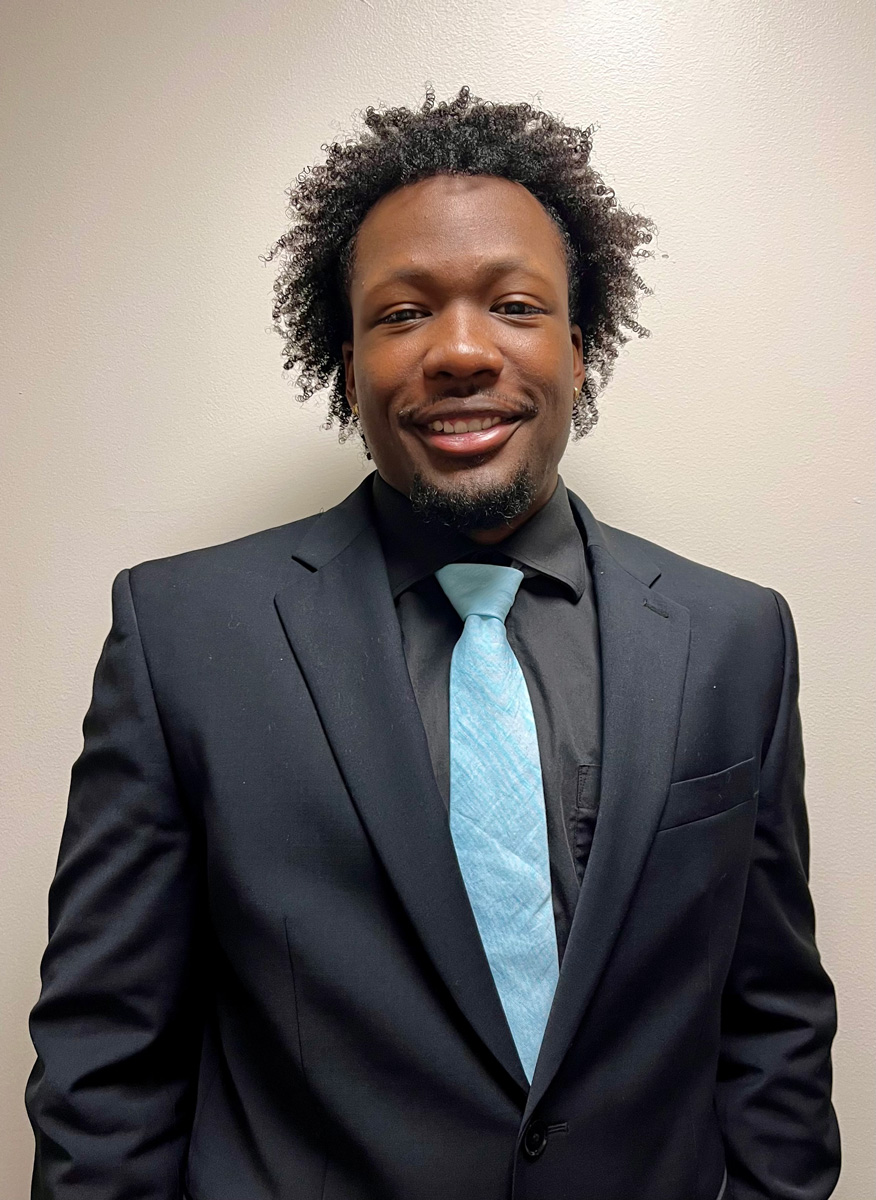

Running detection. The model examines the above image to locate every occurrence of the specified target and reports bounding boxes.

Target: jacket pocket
[658,756,757,831]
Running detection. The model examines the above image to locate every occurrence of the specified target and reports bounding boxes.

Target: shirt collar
[371,472,587,602]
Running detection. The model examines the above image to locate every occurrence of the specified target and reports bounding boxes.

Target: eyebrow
[366,257,555,292]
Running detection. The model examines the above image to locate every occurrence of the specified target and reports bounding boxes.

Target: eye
[493,301,545,316]
[379,308,428,325]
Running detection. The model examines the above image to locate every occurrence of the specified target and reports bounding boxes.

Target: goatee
[409,466,537,533]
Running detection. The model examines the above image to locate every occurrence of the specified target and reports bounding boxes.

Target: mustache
[397,391,540,423]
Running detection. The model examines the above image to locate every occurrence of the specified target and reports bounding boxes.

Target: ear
[569,323,586,392]
[341,340,356,409]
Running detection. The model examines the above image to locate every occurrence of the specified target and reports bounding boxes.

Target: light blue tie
[435,561,559,1082]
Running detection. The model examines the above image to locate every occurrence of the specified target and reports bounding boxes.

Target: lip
[412,417,523,456]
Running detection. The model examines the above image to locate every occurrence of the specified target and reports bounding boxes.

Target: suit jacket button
[521,1118,548,1160]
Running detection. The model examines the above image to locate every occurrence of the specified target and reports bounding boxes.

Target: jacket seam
[760,587,789,771]
[124,565,195,819]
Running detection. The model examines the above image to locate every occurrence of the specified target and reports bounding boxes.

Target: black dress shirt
[371,472,602,962]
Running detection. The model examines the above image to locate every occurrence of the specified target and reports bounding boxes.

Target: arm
[716,589,840,1199]
[26,568,204,1199]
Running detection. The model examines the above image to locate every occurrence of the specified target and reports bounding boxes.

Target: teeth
[428,416,505,434]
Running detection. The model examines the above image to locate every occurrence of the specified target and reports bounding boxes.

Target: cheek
[355,338,414,401]
[519,371,573,430]
[512,325,573,378]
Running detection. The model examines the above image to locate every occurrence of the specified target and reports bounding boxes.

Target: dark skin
[342,174,586,544]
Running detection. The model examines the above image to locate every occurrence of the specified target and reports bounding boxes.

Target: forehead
[350,174,568,291]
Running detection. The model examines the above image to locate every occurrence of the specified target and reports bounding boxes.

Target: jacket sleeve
[716,588,840,1199]
[26,567,204,1199]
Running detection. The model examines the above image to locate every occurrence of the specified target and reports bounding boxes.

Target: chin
[408,461,539,533]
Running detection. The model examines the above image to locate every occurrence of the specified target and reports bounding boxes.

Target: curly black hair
[264,85,654,442]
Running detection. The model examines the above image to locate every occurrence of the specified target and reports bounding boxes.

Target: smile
[413,415,524,456]
[426,416,506,433]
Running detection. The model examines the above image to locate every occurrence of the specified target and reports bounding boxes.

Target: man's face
[342,174,585,538]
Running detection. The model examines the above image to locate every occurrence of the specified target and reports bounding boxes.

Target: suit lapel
[273,477,529,1095]
[272,477,689,1108]
[524,493,691,1120]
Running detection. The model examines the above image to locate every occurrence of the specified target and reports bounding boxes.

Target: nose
[421,303,504,383]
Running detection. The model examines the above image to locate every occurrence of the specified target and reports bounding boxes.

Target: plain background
[2,0,873,1194]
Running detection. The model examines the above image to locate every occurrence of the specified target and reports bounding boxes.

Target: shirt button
[521,1118,548,1160]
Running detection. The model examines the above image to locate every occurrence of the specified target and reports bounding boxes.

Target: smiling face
[342,174,585,541]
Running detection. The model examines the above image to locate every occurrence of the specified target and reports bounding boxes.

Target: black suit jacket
[27,474,840,1200]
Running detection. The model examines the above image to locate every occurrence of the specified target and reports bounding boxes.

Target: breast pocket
[658,755,758,831]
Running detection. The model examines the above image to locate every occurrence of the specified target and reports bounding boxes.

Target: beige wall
[2,0,873,1193]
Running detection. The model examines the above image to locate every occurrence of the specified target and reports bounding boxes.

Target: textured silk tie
[435,562,559,1082]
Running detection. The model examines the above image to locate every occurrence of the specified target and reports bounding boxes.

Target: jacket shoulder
[597,519,786,629]
[124,509,324,597]
[124,476,375,594]
[569,489,783,616]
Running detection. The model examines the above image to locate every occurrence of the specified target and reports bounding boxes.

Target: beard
[408,465,537,533]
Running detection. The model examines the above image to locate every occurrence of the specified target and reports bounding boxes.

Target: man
[27,87,840,1199]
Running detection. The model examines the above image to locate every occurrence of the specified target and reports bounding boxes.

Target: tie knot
[435,562,524,624]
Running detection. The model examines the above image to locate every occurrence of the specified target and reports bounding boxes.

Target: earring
[350,401,359,418]
[573,386,580,403]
